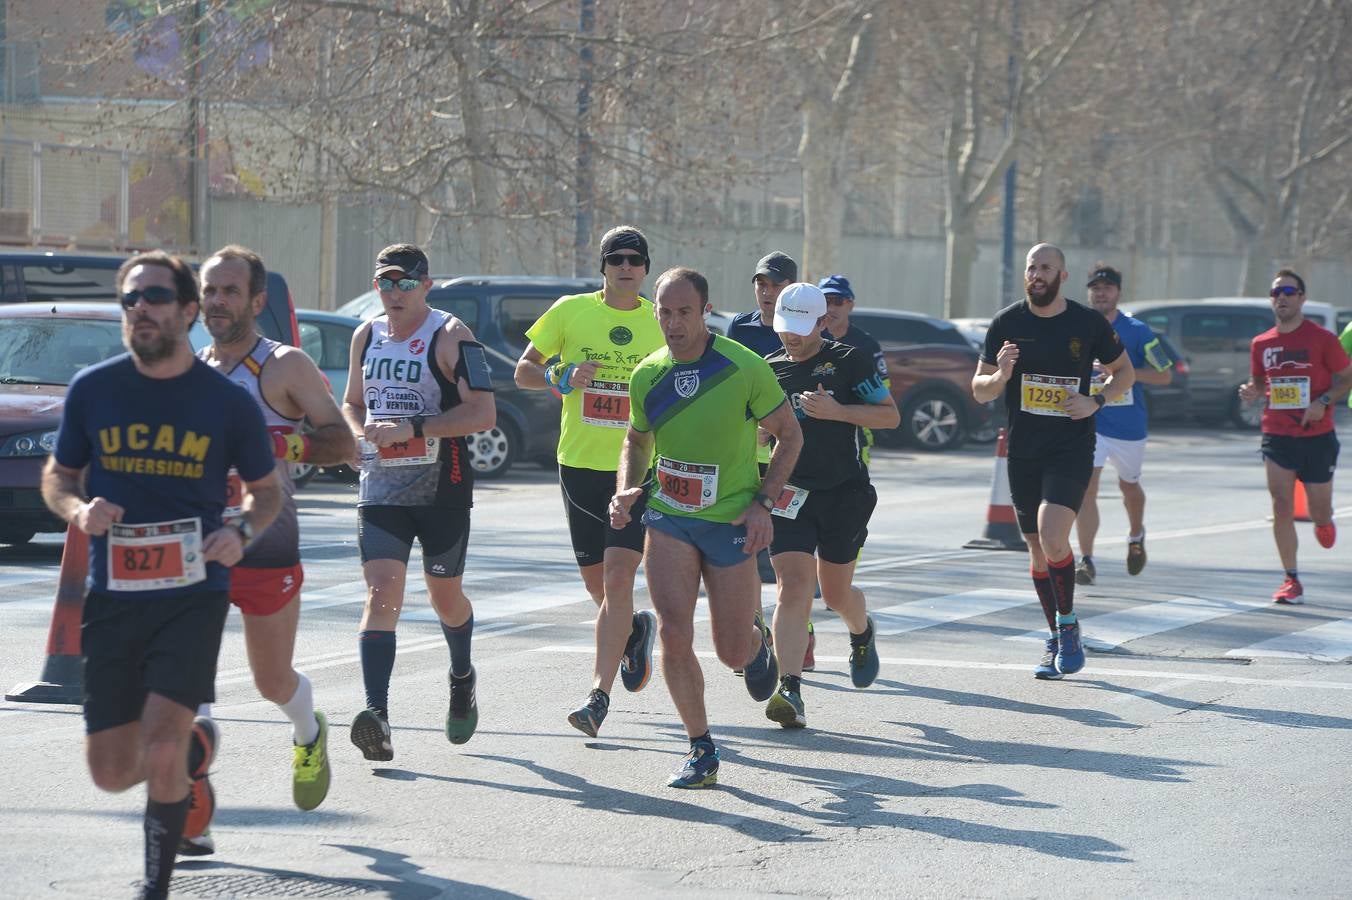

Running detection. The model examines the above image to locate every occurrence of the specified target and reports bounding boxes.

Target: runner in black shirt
[762,283,899,728]
[972,243,1134,679]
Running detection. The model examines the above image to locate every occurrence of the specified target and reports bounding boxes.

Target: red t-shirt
[1250,320,1352,437]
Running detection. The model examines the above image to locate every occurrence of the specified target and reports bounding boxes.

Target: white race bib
[770,484,810,519]
[369,418,441,467]
[1020,374,1080,417]
[223,468,244,518]
[1268,376,1310,410]
[656,457,719,513]
[580,379,631,429]
[106,518,207,592]
[1090,379,1133,408]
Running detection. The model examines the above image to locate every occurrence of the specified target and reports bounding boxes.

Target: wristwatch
[232,518,255,543]
[753,492,775,512]
[410,415,426,438]
[1092,393,1106,409]
[1318,393,1333,407]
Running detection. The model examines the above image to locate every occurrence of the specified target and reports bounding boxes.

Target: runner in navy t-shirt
[42,251,279,900]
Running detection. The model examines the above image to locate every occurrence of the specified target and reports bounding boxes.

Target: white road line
[1007,595,1267,650]
[814,589,1036,636]
[526,645,1352,690]
[1226,618,1352,662]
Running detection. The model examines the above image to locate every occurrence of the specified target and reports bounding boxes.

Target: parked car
[0,250,300,347]
[0,303,128,543]
[291,308,561,480]
[947,317,992,351]
[1126,298,1336,428]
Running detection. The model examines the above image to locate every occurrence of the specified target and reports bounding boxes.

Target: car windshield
[0,317,124,385]
[336,289,381,319]
[19,262,121,302]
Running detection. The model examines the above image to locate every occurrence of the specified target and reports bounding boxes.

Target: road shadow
[1077,679,1352,729]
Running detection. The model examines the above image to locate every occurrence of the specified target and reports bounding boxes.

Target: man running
[1238,268,1351,603]
[181,245,356,854]
[763,283,897,728]
[972,243,1134,680]
[1073,263,1174,585]
[341,244,497,761]
[610,267,802,788]
[515,226,665,737]
[41,251,281,899]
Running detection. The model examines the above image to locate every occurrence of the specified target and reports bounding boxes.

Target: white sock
[278,673,319,746]
[1129,532,1144,542]
[196,703,212,718]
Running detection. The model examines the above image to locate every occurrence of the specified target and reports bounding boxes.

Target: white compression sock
[278,672,319,746]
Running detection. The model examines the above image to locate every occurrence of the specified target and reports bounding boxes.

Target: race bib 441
[581,379,630,428]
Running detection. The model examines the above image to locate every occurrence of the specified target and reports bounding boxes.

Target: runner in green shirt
[610,266,802,788]
[516,226,666,738]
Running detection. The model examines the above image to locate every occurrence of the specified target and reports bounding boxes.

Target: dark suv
[0,250,300,347]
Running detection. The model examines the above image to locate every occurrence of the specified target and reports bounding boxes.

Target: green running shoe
[292,710,331,811]
[667,742,719,789]
[765,679,807,729]
[447,666,479,745]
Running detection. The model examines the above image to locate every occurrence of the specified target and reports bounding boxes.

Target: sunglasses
[1270,285,1302,298]
[119,286,178,309]
[377,276,422,292]
[825,295,851,306]
[604,252,645,268]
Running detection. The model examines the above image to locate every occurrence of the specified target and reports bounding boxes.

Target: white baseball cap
[773,282,828,336]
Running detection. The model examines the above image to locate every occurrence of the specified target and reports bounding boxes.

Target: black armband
[455,342,495,392]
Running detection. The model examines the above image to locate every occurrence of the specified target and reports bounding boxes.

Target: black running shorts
[1261,431,1339,485]
[559,464,648,568]
[81,589,230,734]
[770,480,877,564]
[358,505,471,577]
[1006,444,1094,535]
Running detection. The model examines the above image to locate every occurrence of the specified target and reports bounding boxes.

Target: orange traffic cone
[5,524,88,704]
[964,428,1027,551]
[1293,480,1312,522]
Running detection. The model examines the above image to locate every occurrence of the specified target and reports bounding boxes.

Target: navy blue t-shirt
[727,311,785,358]
[54,354,274,600]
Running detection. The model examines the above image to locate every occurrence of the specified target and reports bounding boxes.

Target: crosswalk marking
[814,589,1036,636]
[1008,595,1266,650]
[1226,618,1352,662]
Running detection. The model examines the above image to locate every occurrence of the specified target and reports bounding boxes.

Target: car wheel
[901,390,966,451]
[1231,391,1264,430]
[290,462,317,490]
[467,422,517,479]
[0,528,36,545]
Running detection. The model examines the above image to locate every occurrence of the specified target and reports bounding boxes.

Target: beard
[124,318,180,364]
[1026,277,1058,307]
[205,309,251,344]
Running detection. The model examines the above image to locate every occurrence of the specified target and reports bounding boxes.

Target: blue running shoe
[742,617,778,702]
[765,678,807,729]
[1033,635,1062,680]
[1055,622,1085,675]
[566,688,609,738]
[621,610,657,693]
[668,742,719,789]
[848,616,880,688]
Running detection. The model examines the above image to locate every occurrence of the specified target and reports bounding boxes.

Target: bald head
[1024,242,1067,308]
[1027,242,1066,270]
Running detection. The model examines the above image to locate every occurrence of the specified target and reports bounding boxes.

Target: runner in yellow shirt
[515,226,666,736]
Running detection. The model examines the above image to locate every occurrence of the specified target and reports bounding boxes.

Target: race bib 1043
[107,517,206,592]
[1268,376,1310,410]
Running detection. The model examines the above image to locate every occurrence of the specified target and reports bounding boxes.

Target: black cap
[375,244,430,278]
[599,226,650,274]
[753,251,797,284]
[1087,265,1122,288]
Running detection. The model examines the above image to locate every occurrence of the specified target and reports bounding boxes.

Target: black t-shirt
[765,340,889,489]
[828,324,889,383]
[981,298,1124,458]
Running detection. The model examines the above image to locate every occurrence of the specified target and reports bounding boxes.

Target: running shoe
[566,688,609,738]
[1033,635,1062,680]
[1273,576,1304,605]
[802,620,816,672]
[735,610,772,678]
[765,677,807,729]
[1127,533,1147,576]
[849,617,880,688]
[183,716,217,840]
[742,615,778,702]
[350,707,393,762]
[177,827,215,857]
[292,710,330,811]
[1315,523,1337,549]
[667,742,719,789]
[620,609,657,693]
[446,666,479,745]
[1055,621,1085,675]
[1075,557,1096,585]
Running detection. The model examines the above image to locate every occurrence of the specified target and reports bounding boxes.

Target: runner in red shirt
[1239,268,1352,603]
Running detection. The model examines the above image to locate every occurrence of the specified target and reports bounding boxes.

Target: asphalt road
[1,422,1349,898]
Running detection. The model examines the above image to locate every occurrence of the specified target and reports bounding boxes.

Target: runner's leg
[770,551,814,678]
[594,546,641,693]
[645,529,705,739]
[1265,459,1299,573]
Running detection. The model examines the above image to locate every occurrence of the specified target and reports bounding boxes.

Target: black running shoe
[447,666,479,745]
[350,707,393,762]
[620,610,657,693]
[742,617,778,703]
[567,688,610,738]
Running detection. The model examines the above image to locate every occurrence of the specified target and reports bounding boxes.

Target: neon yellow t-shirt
[526,291,665,470]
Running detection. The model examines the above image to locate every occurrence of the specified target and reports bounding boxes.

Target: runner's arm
[41,459,123,536]
[1096,351,1135,404]
[515,342,599,392]
[756,401,802,503]
[798,381,899,429]
[421,320,496,439]
[341,321,373,440]
[271,347,356,467]
[616,426,654,495]
[206,469,283,566]
[515,344,552,390]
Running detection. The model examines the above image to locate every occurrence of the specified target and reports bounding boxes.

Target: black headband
[599,230,650,274]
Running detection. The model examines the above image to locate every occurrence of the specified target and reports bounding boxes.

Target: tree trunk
[453,30,501,273]
[945,216,979,318]
[798,101,847,283]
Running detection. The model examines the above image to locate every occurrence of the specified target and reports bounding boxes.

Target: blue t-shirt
[726,310,784,358]
[54,355,274,600]
[1096,312,1168,441]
